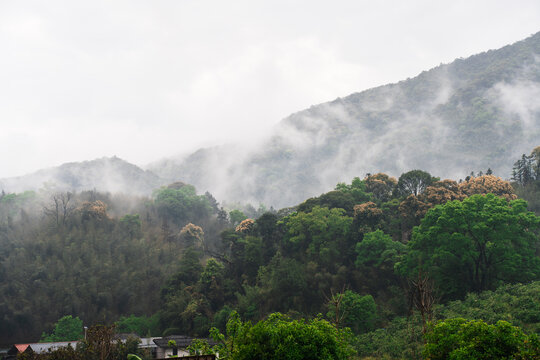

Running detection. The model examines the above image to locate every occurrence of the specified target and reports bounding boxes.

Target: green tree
[154,184,211,226]
[199,258,225,310]
[257,253,307,313]
[41,315,83,342]
[326,290,377,334]
[229,210,247,227]
[364,173,397,202]
[115,314,160,337]
[395,169,435,197]
[211,312,356,360]
[399,194,540,300]
[424,318,539,359]
[297,191,356,216]
[334,176,372,204]
[284,206,353,269]
[119,214,142,240]
[355,230,405,272]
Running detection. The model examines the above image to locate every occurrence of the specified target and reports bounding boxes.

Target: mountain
[0,156,165,195]
[149,31,540,208]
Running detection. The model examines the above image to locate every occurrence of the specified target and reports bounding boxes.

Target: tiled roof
[154,335,194,348]
[15,344,29,353]
[29,342,78,354]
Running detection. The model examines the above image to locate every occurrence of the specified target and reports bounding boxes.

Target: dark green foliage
[355,315,424,359]
[513,148,540,214]
[0,186,226,344]
[257,254,307,314]
[2,156,540,358]
[326,290,377,334]
[395,169,436,197]
[297,191,356,216]
[512,148,540,186]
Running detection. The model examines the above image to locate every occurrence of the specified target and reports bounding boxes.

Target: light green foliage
[399,194,540,299]
[154,185,211,225]
[211,311,356,360]
[115,314,160,337]
[424,318,539,359]
[326,290,377,334]
[0,190,36,205]
[41,315,83,342]
[439,281,540,334]
[355,230,405,270]
[229,209,247,227]
[335,177,372,204]
[187,339,215,355]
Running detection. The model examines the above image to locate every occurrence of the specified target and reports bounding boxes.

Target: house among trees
[5,341,78,359]
[1,336,217,359]
[153,335,215,358]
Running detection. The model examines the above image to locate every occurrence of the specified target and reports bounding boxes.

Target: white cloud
[0,0,539,177]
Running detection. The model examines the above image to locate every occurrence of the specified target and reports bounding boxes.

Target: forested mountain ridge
[0,156,165,195]
[150,31,540,208]
[1,157,539,357]
[2,33,538,209]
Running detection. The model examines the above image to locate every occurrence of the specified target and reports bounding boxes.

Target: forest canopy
[0,148,539,359]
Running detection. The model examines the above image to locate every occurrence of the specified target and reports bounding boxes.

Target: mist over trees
[147,31,540,208]
[1,147,539,359]
[1,31,540,358]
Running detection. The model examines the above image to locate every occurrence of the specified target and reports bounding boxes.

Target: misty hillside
[149,31,540,208]
[0,156,165,195]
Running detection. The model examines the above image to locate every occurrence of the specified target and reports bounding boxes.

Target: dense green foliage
[40,315,83,342]
[206,312,356,360]
[439,282,540,334]
[399,194,540,300]
[0,185,224,344]
[423,318,539,359]
[1,149,539,360]
[356,281,540,358]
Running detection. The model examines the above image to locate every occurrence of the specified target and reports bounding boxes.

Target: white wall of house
[155,347,190,358]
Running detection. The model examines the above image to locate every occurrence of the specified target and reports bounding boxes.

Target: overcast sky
[1,0,539,178]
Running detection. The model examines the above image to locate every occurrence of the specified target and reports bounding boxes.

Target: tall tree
[395,170,435,197]
[399,194,540,300]
[41,315,83,342]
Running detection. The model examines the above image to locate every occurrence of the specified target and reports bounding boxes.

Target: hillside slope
[150,32,540,207]
[0,156,164,195]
